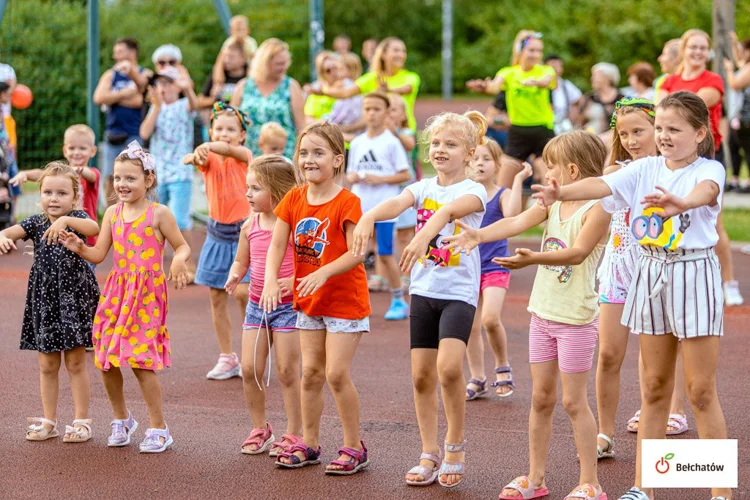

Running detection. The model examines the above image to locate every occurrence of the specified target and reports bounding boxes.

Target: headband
[211,101,250,131]
[609,97,655,130]
[518,32,543,53]
[123,141,155,171]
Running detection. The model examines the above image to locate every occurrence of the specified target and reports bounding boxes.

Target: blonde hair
[293,121,346,177]
[511,30,541,65]
[249,155,298,206]
[389,94,408,128]
[422,110,488,164]
[250,38,289,81]
[340,52,362,80]
[677,29,711,73]
[610,105,656,165]
[259,122,288,143]
[63,124,96,145]
[470,138,503,181]
[371,37,404,76]
[314,50,338,84]
[38,161,80,208]
[657,91,715,158]
[542,131,606,180]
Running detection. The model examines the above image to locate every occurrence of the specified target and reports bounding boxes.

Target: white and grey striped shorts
[622,246,723,339]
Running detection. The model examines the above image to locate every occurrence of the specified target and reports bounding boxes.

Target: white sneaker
[741,244,750,256]
[206,353,241,380]
[723,280,744,307]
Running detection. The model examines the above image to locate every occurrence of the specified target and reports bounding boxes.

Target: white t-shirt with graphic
[150,98,194,185]
[405,177,487,306]
[348,130,410,217]
[601,156,725,250]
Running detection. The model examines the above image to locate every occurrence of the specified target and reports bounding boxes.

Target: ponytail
[464,110,488,148]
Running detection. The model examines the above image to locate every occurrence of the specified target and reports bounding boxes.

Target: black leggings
[409,295,476,349]
[729,123,750,177]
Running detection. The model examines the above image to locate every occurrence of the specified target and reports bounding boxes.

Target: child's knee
[241,360,260,381]
[324,366,351,392]
[686,378,716,410]
[209,289,227,308]
[39,355,61,376]
[301,366,326,391]
[531,387,557,414]
[561,393,589,417]
[276,362,299,388]
[598,345,624,372]
[437,361,463,386]
[481,313,502,334]
[412,369,436,393]
[64,354,86,374]
[641,373,673,406]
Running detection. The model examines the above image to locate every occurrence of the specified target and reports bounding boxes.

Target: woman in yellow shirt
[467,30,556,187]
[308,37,421,131]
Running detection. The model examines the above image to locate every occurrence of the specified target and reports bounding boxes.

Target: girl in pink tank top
[224,155,302,457]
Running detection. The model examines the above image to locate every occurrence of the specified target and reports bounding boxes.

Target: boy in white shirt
[347,91,412,320]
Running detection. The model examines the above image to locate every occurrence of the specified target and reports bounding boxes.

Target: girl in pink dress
[60,142,191,454]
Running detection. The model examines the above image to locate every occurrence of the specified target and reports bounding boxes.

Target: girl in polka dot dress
[0,162,100,444]
[60,142,191,453]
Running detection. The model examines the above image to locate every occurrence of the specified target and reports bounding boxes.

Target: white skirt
[622,246,723,339]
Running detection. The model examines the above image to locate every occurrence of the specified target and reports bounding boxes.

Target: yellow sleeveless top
[527,200,604,325]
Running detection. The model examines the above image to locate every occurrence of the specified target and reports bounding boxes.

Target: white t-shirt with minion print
[601,156,724,250]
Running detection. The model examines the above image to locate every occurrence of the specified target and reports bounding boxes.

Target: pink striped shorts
[529,314,599,374]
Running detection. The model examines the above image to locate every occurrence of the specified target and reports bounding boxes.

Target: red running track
[1,233,749,500]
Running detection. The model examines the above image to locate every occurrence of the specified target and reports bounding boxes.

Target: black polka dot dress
[19,211,100,353]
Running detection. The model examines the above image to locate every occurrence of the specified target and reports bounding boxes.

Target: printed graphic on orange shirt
[294,217,331,267]
[541,237,572,283]
[415,198,460,267]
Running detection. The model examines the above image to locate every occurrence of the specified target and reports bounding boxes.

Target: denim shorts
[157,181,193,230]
[195,219,250,289]
[243,300,297,332]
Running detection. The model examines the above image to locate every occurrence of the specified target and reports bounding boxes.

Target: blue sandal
[491,366,515,397]
[275,443,321,469]
[465,378,488,401]
[438,440,466,488]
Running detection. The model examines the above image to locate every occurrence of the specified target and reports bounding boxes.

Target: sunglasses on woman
[157,59,177,66]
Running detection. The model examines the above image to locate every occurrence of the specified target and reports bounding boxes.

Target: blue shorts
[375,221,395,256]
[195,219,250,289]
[243,300,297,332]
[102,135,142,178]
[157,180,193,230]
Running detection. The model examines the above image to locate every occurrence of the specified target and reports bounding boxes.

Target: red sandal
[325,441,369,476]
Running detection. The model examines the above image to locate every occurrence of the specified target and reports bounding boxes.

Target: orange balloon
[11,84,33,110]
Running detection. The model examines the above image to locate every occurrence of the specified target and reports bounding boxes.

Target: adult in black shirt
[197,41,248,108]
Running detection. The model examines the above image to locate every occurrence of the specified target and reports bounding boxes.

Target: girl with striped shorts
[533,91,731,500]
[447,130,612,500]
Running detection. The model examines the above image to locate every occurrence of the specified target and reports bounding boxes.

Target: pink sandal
[498,476,549,499]
[269,433,303,457]
[666,413,689,435]
[275,443,321,469]
[564,483,607,500]
[241,423,275,455]
[325,441,370,475]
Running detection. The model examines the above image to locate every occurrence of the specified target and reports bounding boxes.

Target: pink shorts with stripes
[529,314,599,373]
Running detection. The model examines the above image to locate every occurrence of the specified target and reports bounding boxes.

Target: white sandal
[63,418,93,443]
[26,417,59,441]
[597,433,615,459]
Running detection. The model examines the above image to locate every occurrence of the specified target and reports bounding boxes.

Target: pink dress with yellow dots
[92,202,170,371]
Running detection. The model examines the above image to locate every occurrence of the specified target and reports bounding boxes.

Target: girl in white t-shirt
[533,91,731,500]
[352,111,488,489]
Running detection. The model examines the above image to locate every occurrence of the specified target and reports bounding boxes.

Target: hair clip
[123,141,155,171]
[610,97,655,129]
[211,101,250,131]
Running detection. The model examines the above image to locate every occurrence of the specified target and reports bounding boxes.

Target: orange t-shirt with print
[198,147,252,224]
[274,185,371,320]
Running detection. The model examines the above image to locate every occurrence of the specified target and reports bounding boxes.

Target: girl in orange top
[183,102,252,381]
[262,121,371,475]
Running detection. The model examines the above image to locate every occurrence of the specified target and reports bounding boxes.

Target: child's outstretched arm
[9,168,42,186]
[296,221,365,298]
[0,224,26,254]
[494,203,611,270]
[225,225,250,295]
[42,214,99,246]
[58,206,116,264]
[205,142,251,163]
[401,193,484,273]
[443,202,548,256]
[352,190,416,256]
[74,166,98,185]
[466,74,505,96]
[261,219,292,313]
[642,181,721,218]
[154,205,191,290]
[532,177,613,207]
[500,162,533,217]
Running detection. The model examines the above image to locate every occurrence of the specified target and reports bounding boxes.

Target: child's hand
[168,257,189,290]
[466,78,490,93]
[278,277,294,297]
[442,220,481,256]
[147,85,162,106]
[516,162,533,181]
[114,60,134,76]
[9,171,27,187]
[0,234,17,254]
[377,75,389,92]
[194,144,210,164]
[399,235,429,273]
[182,153,195,165]
[296,268,329,298]
[58,230,84,254]
[42,217,69,246]
[724,58,735,73]
[351,216,375,257]
[346,172,360,185]
[492,248,536,270]
[521,79,539,87]
[641,186,689,218]
[261,282,282,313]
[224,272,241,294]
[303,83,322,96]
[363,174,384,185]
[175,65,194,90]
[531,178,560,208]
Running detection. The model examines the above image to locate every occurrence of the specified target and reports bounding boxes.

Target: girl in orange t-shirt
[183,102,252,381]
[262,122,371,475]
